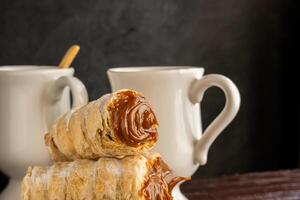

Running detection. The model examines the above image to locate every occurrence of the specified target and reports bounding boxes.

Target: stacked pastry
[22,89,187,200]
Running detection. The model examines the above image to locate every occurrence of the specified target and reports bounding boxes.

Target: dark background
[0,0,297,193]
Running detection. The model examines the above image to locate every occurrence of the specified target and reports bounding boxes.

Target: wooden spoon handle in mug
[58,45,80,69]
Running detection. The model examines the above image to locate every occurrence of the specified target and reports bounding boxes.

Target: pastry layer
[45,89,159,161]
[21,154,187,200]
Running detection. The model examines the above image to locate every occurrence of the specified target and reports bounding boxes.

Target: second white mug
[107,66,241,199]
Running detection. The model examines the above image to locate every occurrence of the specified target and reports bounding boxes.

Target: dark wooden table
[181,169,300,200]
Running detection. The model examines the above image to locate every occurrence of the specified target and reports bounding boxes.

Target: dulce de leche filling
[142,157,189,200]
[108,90,158,147]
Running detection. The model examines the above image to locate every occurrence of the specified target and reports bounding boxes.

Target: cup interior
[0,66,73,74]
[108,66,204,73]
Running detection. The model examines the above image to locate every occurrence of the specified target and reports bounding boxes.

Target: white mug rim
[108,66,204,73]
[0,65,74,75]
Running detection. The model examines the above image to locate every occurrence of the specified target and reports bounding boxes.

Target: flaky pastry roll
[22,154,187,200]
[45,89,159,161]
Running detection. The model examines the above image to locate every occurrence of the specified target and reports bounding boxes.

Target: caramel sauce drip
[108,90,158,147]
[142,158,190,200]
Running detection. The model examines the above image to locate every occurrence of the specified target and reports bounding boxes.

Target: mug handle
[46,76,88,108]
[189,74,241,165]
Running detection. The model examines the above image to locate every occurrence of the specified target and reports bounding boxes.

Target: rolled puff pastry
[21,154,187,200]
[45,89,159,161]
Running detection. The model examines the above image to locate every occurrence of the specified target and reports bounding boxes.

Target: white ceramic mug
[108,66,240,200]
[0,66,88,200]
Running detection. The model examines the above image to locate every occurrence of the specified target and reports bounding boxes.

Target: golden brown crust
[22,155,154,200]
[45,89,158,162]
[21,154,187,200]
